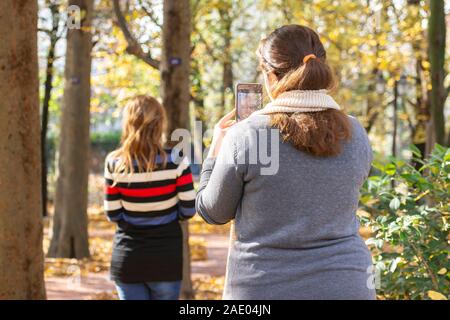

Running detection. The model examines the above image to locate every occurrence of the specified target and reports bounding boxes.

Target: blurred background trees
[38,1,450,166]
[0,0,448,299]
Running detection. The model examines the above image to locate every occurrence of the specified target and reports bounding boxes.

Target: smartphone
[235,83,263,121]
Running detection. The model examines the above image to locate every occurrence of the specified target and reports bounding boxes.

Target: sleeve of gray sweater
[196,128,244,225]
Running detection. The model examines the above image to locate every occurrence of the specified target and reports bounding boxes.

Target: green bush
[46,131,121,172]
[90,131,121,151]
[360,144,449,300]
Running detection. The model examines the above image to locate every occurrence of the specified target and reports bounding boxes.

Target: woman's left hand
[207,109,236,158]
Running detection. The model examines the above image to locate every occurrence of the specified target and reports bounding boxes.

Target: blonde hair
[108,95,167,178]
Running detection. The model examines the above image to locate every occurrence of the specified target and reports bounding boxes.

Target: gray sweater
[196,114,376,300]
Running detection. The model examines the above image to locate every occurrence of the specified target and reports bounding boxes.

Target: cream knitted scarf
[254,89,340,115]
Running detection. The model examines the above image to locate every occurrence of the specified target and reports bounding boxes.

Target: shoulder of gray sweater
[347,115,373,165]
[235,114,271,131]
[348,115,370,142]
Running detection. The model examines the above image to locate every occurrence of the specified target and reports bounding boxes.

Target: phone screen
[236,83,263,121]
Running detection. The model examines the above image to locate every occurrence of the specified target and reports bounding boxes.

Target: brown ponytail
[258,25,351,157]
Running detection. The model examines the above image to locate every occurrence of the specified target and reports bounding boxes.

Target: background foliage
[361,145,449,299]
[36,0,450,299]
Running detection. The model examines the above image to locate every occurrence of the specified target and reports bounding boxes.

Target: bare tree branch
[445,85,450,103]
[196,30,220,61]
[38,28,52,35]
[137,0,162,28]
[112,0,160,69]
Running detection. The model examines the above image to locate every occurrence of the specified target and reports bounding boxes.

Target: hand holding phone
[208,109,236,158]
[236,83,263,121]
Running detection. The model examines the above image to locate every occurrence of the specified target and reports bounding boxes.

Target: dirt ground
[44,213,230,300]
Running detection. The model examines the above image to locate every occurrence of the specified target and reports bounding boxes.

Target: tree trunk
[161,0,194,299]
[407,0,429,165]
[218,5,234,118]
[41,33,58,218]
[428,0,447,146]
[365,65,380,134]
[392,81,399,158]
[220,48,233,117]
[0,0,46,299]
[411,55,429,166]
[161,0,191,134]
[48,0,93,259]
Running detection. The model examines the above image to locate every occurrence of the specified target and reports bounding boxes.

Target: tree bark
[41,3,61,217]
[0,0,46,299]
[411,53,429,165]
[161,0,194,299]
[219,6,234,117]
[161,0,192,134]
[41,43,54,218]
[406,0,429,164]
[428,0,447,146]
[48,0,93,259]
[392,81,399,158]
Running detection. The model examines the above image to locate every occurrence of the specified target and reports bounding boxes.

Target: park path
[45,233,229,300]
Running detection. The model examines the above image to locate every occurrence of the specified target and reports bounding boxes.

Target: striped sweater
[104,151,196,226]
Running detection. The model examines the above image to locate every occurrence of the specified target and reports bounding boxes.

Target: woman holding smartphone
[196,25,375,299]
[104,96,196,300]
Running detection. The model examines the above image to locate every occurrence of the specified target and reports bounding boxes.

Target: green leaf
[385,163,396,176]
[372,161,385,172]
[443,150,450,162]
[434,144,445,154]
[409,144,422,158]
[389,197,401,211]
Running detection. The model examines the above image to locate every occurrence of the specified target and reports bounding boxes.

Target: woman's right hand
[207,109,236,159]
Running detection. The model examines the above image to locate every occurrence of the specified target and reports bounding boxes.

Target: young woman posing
[196,25,375,299]
[104,96,196,300]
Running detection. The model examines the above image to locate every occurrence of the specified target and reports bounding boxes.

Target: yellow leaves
[378,59,390,72]
[377,34,388,47]
[421,60,431,70]
[189,214,230,235]
[368,39,379,47]
[45,258,81,277]
[359,226,373,240]
[387,78,396,87]
[427,290,448,300]
[328,29,340,43]
[91,44,160,115]
[413,126,427,144]
[190,236,208,261]
[349,37,360,46]
[398,112,410,121]
[357,210,371,218]
[437,268,447,275]
[193,276,225,300]
[86,292,117,300]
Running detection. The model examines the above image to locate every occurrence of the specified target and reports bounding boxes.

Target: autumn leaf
[427,291,448,300]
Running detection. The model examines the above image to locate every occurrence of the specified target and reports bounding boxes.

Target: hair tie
[303,54,317,64]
